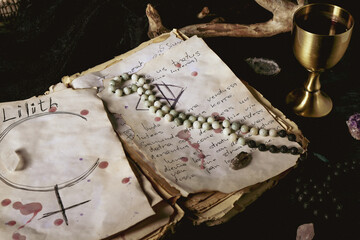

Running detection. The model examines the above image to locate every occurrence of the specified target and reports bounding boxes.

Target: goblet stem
[304,71,321,92]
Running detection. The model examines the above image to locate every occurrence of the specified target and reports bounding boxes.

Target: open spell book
[0,30,307,239]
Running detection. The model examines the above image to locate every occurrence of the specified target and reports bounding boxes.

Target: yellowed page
[96,36,302,196]
[0,88,155,239]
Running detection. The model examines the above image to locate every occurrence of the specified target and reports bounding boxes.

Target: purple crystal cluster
[346,113,360,140]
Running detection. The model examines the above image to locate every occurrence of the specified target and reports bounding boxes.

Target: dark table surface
[1,0,359,239]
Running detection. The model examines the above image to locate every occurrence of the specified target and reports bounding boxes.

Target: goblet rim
[293,3,355,37]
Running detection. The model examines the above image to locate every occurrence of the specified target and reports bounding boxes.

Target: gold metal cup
[286,3,354,117]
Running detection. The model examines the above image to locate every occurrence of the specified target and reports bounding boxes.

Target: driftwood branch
[146,0,304,38]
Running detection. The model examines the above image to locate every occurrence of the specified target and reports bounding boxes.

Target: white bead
[174,118,182,126]
[241,125,249,133]
[109,79,117,86]
[154,101,162,108]
[113,76,120,81]
[131,74,139,81]
[169,110,178,117]
[108,85,116,93]
[141,94,148,101]
[188,116,197,122]
[202,122,211,130]
[207,117,215,123]
[148,95,156,102]
[161,105,170,113]
[137,77,146,86]
[144,100,152,108]
[149,106,158,113]
[131,84,138,92]
[122,73,130,80]
[178,113,187,120]
[222,120,230,128]
[164,114,173,122]
[250,127,259,135]
[223,127,232,135]
[197,116,206,123]
[259,128,268,136]
[143,83,150,90]
[212,121,221,129]
[238,137,246,146]
[145,90,152,95]
[193,121,201,129]
[183,120,192,128]
[156,109,164,117]
[269,129,277,137]
[137,87,144,95]
[115,89,123,97]
[229,133,238,142]
[123,87,131,95]
[231,122,241,131]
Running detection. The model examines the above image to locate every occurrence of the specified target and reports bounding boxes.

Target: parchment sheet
[71,31,183,89]
[0,88,155,239]
[97,36,302,196]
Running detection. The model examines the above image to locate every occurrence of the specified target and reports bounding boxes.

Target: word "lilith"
[2,97,59,122]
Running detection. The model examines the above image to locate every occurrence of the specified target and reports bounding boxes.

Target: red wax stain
[191,71,198,77]
[211,112,225,122]
[175,63,181,68]
[214,128,222,134]
[154,117,161,122]
[98,161,109,169]
[80,109,89,115]
[191,143,200,149]
[49,107,57,112]
[1,199,11,207]
[54,219,64,226]
[176,130,191,141]
[12,232,26,240]
[176,130,206,170]
[180,157,188,162]
[6,220,16,226]
[122,177,131,184]
[12,201,42,230]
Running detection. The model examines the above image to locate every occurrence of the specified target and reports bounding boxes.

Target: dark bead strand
[269,145,278,153]
[290,147,299,155]
[258,144,267,151]
[278,130,287,137]
[287,133,297,142]
[280,145,288,153]
[247,140,257,148]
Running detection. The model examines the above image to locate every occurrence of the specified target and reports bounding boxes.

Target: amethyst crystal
[346,113,360,140]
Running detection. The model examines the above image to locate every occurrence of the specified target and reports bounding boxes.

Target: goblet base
[286,88,333,117]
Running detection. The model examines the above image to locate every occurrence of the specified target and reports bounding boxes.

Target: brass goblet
[286,3,354,117]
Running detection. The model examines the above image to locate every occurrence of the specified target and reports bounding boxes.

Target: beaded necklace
[108,73,302,157]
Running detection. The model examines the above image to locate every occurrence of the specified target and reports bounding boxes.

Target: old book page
[0,88,155,239]
[96,36,303,196]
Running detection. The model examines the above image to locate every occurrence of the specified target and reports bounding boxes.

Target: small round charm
[230,152,252,170]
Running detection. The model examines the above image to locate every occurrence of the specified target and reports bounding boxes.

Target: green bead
[169,110,178,117]
[188,116,197,123]
[231,122,240,131]
[122,73,130,80]
[115,89,123,97]
[229,133,238,142]
[183,120,192,128]
[131,73,139,81]
[178,113,187,120]
[174,118,183,126]
[212,121,221,129]
[238,137,246,146]
[164,113,173,122]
